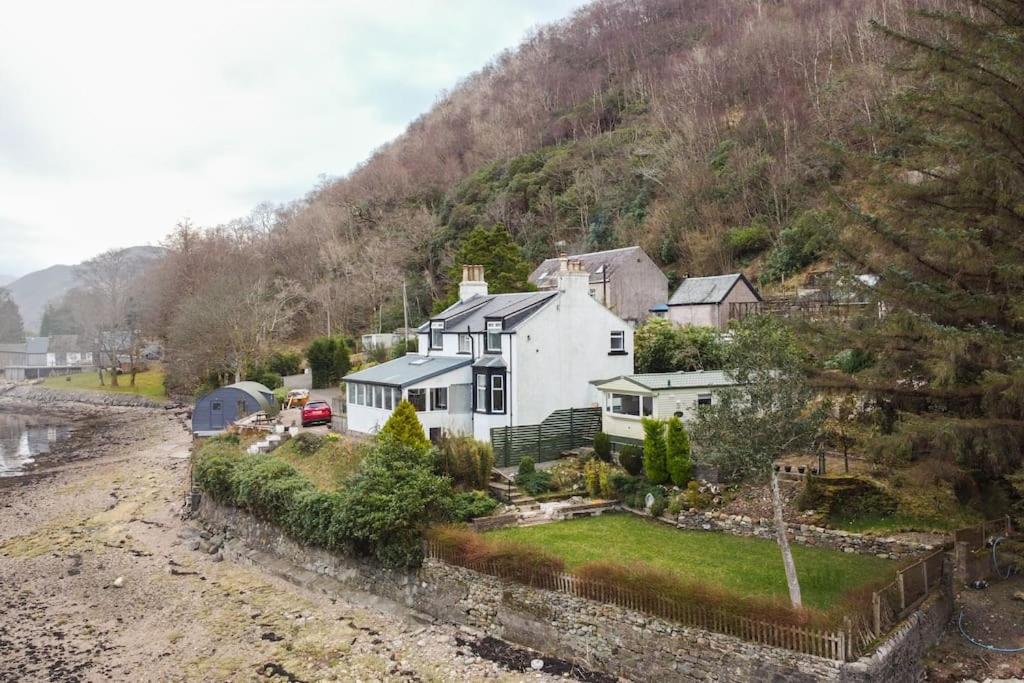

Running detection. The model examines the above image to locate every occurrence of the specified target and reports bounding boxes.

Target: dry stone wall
[199,497,950,682]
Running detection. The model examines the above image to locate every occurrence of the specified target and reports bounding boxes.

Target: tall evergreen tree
[434,225,535,312]
[833,2,1024,510]
[0,288,25,343]
[641,418,669,484]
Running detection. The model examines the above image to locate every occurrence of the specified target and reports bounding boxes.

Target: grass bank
[42,368,167,399]
[488,513,894,610]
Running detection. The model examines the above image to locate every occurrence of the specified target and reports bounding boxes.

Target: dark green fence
[491,407,602,467]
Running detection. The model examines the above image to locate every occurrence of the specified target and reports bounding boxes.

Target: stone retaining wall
[199,497,950,682]
[670,509,935,560]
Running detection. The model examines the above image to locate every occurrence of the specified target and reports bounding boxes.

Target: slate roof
[592,370,737,391]
[667,273,760,306]
[344,354,472,388]
[421,291,557,333]
[529,246,655,287]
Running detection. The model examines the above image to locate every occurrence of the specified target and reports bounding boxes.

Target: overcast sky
[0,0,586,278]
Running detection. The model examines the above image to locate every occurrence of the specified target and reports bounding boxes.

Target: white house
[343,260,635,443]
[591,370,738,446]
[665,273,761,329]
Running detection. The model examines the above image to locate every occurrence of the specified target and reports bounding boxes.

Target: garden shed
[192,381,278,436]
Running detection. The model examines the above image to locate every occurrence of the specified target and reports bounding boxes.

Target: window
[408,388,427,412]
[384,386,394,410]
[430,321,444,350]
[357,384,366,405]
[607,393,651,417]
[374,385,384,409]
[491,375,505,413]
[347,384,353,404]
[430,387,448,411]
[697,393,713,407]
[237,400,248,419]
[392,387,401,408]
[476,374,487,412]
[211,400,222,411]
[485,320,502,353]
[458,334,472,354]
[610,330,625,354]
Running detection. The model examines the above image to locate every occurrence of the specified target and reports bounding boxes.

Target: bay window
[474,369,507,414]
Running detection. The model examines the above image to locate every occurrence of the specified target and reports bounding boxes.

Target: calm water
[0,412,73,477]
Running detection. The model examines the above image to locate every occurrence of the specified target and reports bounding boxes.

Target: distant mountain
[0,274,15,287]
[7,246,166,332]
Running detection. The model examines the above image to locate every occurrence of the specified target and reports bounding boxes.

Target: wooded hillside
[140,0,963,392]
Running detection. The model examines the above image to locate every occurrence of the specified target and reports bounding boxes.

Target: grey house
[529,247,668,325]
[192,381,278,436]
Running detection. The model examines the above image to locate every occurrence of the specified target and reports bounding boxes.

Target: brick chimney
[556,257,589,298]
[459,264,488,302]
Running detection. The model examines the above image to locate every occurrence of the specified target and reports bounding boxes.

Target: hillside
[8,246,166,332]
[264,0,954,333]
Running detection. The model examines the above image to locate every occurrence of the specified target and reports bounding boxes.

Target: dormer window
[485,320,502,353]
[430,321,444,350]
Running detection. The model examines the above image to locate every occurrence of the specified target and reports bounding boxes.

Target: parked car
[285,388,310,409]
[301,400,332,428]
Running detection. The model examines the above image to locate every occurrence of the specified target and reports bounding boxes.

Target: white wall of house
[514,281,634,426]
[345,366,473,438]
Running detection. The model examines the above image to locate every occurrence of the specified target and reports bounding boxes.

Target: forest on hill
[145,0,960,364]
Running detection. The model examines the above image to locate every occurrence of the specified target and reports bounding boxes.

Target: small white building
[344,260,635,443]
[665,273,761,329]
[591,370,737,446]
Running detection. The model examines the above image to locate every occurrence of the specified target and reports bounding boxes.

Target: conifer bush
[593,432,612,462]
[665,416,694,487]
[641,418,669,484]
[377,400,430,452]
[617,445,643,476]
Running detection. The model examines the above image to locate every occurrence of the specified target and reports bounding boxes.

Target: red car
[301,400,332,428]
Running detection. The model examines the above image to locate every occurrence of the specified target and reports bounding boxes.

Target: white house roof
[668,273,760,306]
[343,354,472,388]
[592,370,737,392]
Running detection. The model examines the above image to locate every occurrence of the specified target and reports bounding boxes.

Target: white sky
[0,0,586,277]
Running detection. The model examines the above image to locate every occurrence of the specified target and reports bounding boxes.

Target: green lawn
[272,438,362,491]
[42,369,167,399]
[488,514,894,610]
[830,510,977,535]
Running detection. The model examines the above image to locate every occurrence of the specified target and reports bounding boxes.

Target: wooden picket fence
[490,407,602,467]
[424,541,853,661]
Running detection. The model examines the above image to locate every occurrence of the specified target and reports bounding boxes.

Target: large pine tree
[835,1,1024,511]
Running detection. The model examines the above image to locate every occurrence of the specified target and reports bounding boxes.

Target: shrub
[447,491,499,522]
[667,495,683,516]
[549,460,584,491]
[377,400,430,452]
[290,430,323,454]
[229,456,314,521]
[426,525,565,586]
[268,350,303,376]
[593,432,612,462]
[725,221,771,258]
[665,416,694,487]
[305,337,351,389]
[650,495,668,518]
[518,456,535,476]
[517,470,554,496]
[192,449,241,502]
[583,459,615,498]
[642,418,669,484]
[244,361,283,390]
[435,435,494,489]
[826,348,875,374]
[617,445,643,476]
[682,480,712,509]
[335,438,454,568]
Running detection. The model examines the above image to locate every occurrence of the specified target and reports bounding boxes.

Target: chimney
[459,264,488,302]
[556,258,589,298]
